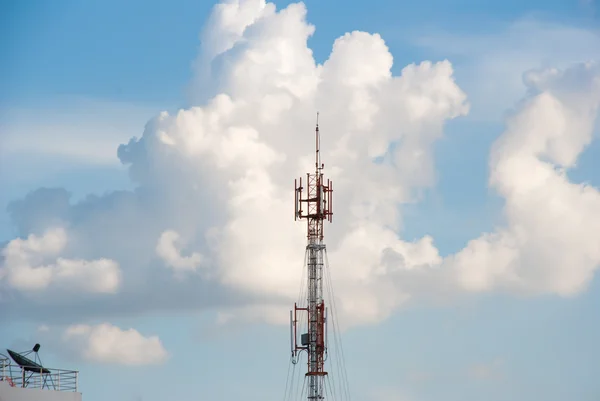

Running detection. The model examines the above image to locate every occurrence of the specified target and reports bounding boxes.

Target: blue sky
[1,1,600,401]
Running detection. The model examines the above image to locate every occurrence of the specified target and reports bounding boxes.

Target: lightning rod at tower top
[285,113,351,401]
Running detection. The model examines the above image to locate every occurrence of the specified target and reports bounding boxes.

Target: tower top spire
[315,111,322,175]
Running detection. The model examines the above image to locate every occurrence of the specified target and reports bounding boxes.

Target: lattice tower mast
[291,113,333,401]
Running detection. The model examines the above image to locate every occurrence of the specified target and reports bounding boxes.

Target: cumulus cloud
[0,228,121,294]
[2,0,599,332]
[0,0,468,329]
[122,1,467,327]
[450,62,600,296]
[61,323,168,366]
[156,230,203,275]
[414,19,600,120]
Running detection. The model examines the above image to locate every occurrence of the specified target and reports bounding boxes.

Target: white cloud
[62,323,168,366]
[2,0,599,332]
[449,62,600,296]
[163,3,467,327]
[0,228,121,294]
[156,230,203,274]
[414,19,600,121]
[1,0,467,328]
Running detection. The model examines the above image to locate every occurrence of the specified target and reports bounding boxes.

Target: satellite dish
[4,344,57,390]
[7,348,50,374]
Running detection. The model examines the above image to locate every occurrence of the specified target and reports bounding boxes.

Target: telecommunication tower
[290,113,334,401]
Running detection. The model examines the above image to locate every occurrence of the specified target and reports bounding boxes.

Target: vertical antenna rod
[291,113,333,401]
[316,112,320,174]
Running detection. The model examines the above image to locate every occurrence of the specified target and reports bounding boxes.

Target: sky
[1,0,600,400]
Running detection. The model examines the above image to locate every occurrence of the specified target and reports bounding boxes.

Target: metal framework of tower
[290,113,333,401]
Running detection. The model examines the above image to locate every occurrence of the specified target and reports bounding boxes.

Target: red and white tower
[290,113,334,401]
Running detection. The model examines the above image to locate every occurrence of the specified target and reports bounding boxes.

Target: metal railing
[1,357,79,392]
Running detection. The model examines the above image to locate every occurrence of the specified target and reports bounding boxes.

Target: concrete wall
[0,381,82,401]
